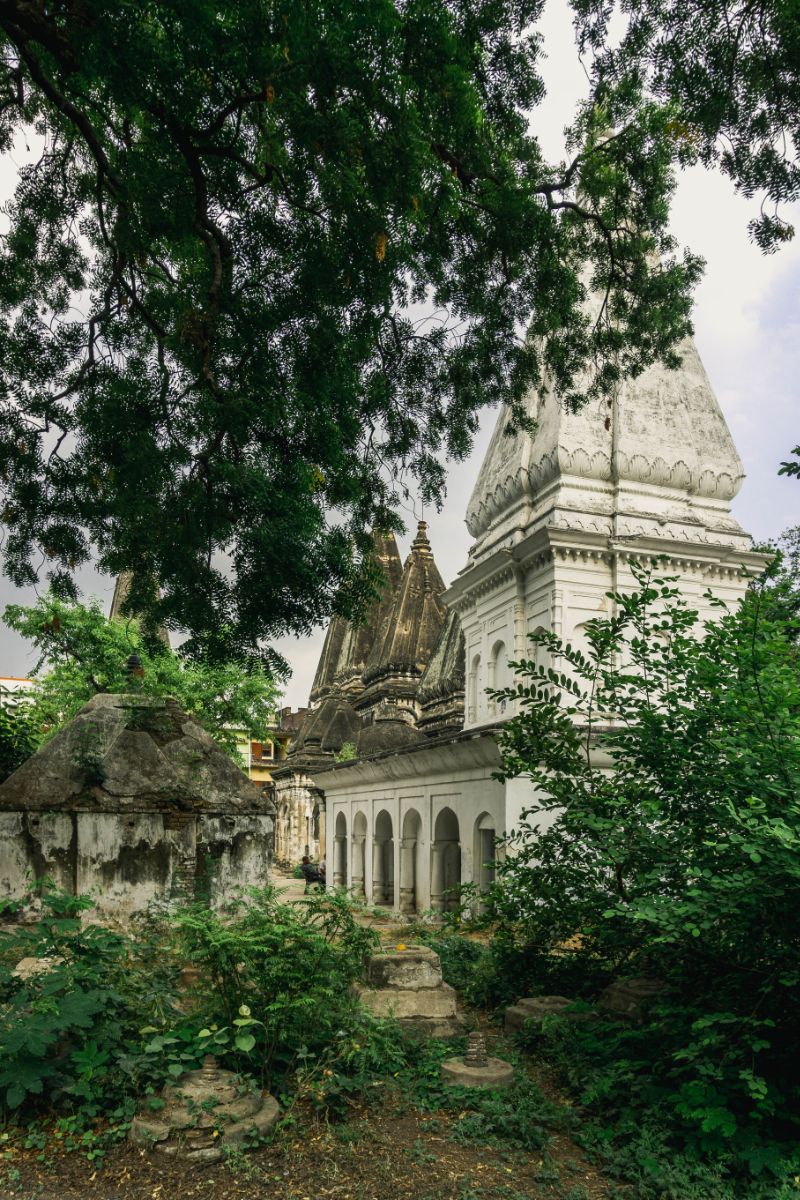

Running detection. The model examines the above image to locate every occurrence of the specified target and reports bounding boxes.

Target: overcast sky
[0,2,798,706]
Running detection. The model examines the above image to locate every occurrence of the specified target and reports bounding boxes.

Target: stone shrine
[0,693,274,919]
[440,1031,514,1090]
[130,1054,280,1163]
[355,944,463,1038]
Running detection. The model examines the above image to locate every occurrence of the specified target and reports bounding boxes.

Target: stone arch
[490,638,511,713]
[473,812,496,894]
[432,806,460,912]
[351,810,367,898]
[531,624,549,673]
[372,809,394,907]
[400,808,423,914]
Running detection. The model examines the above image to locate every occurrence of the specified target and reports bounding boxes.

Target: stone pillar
[430,842,445,912]
[352,835,366,897]
[316,790,326,867]
[372,839,386,904]
[333,834,346,888]
[399,837,416,913]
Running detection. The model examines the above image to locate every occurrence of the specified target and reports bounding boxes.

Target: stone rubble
[129,1054,279,1164]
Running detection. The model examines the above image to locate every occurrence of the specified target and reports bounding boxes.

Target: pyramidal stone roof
[465,333,750,566]
[417,609,466,736]
[308,532,403,705]
[361,522,447,688]
[0,694,268,814]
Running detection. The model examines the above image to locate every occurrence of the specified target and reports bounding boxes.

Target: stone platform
[440,1056,514,1090]
[355,944,463,1038]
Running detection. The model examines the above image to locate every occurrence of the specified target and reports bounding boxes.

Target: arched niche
[400,809,423,914]
[432,806,460,912]
[468,653,482,722]
[490,639,511,713]
[372,809,394,907]
[333,810,347,888]
[473,811,496,894]
[351,810,367,897]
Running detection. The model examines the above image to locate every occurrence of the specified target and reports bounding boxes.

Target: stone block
[440,1056,514,1090]
[399,1015,465,1039]
[355,980,458,1020]
[366,945,443,990]
[504,995,575,1033]
[597,977,663,1020]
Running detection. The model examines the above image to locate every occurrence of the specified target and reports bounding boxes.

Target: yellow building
[234,707,308,786]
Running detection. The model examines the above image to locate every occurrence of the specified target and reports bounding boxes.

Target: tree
[487,563,800,1159]
[3,593,281,756]
[0,0,701,657]
[572,0,800,477]
[0,690,37,782]
[572,0,800,252]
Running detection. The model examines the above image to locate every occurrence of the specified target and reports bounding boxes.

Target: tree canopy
[2,593,280,756]
[0,0,704,657]
[573,0,800,252]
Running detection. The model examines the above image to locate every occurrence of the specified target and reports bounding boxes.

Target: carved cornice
[467,447,745,541]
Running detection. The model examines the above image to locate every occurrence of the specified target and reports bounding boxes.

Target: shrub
[483,562,800,1178]
[0,883,376,1129]
[0,883,182,1116]
[170,886,378,1089]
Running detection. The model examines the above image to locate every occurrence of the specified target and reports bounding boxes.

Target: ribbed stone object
[129,1055,280,1164]
[464,1031,488,1067]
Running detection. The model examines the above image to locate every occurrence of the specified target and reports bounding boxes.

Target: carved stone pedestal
[130,1055,280,1164]
[441,1031,514,1090]
[354,944,463,1038]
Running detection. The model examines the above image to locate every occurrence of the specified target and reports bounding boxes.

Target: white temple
[278,330,765,913]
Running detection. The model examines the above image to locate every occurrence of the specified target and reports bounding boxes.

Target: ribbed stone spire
[417,609,465,737]
[465,335,750,567]
[109,573,170,647]
[362,522,446,687]
[308,531,403,706]
[292,530,403,763]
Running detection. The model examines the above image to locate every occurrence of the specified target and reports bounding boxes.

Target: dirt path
[2,1089,617,1200]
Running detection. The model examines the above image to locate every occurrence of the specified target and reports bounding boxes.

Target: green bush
[169,886,378,1090]
[0,883,376,1129]
[481,561,800,1183]
[0,883,183,1118]
[0,695,38,783]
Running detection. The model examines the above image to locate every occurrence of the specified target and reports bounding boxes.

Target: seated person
[299,855,323,892]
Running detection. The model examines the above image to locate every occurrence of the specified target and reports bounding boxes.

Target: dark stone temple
[271,523,465,865]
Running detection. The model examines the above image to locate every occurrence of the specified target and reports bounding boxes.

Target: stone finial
[464,1031,488,1067]
[411,520,431,552]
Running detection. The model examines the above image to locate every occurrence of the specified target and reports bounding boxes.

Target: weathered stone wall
[0,694,275,920]
[0,808,273,919]
[273,771,321,866]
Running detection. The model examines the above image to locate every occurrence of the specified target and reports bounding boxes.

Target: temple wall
[316,737,505,914]
[0,809,273,920]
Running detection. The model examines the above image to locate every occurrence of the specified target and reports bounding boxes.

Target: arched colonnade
[328,804,498,914]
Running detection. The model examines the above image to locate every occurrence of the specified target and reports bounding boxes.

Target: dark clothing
[300,862,323,890]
